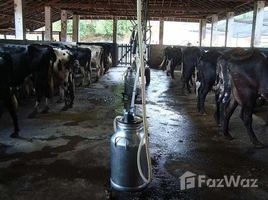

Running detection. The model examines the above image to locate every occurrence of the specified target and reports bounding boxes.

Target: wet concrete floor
[0,67,268,200]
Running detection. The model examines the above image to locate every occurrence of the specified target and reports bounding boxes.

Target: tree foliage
[52,19,132,37]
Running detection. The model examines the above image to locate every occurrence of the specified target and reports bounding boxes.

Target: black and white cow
[182,47,201,93]
[0,44,56,137]
[216,48,268,148]
[51,47,75,111]
[70,46,92,86]
[196,50,222,114]
[86,45,105,82]
[160,46,182,79]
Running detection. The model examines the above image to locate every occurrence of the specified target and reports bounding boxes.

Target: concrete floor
[0,67,268,200]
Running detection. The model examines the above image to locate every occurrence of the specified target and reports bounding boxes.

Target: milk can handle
[114,136,129,150]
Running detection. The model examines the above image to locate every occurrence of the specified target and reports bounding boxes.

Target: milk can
[110,114,148,192]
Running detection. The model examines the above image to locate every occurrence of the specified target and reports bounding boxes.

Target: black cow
[216,48,268,148]
[69,46,92,86]
[196,50,222,114]
[100,43,113,73]
[160,46,182,79]
[182,47,201,93]
[0,52,18,137]
[0,44,56,137]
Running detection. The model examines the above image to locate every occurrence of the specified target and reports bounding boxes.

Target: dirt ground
[0,67,267,200]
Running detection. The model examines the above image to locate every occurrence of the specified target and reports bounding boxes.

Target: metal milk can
[110,114,148,192]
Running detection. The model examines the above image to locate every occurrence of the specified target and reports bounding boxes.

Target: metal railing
[118,44,132,66]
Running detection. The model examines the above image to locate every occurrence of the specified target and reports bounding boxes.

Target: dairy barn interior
[0,0,268,199]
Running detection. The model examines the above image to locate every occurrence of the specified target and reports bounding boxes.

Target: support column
[14,0,25,40]
[159,19,164,45]
[44,6,52,41]
[251,1,265,47]
[199,19,206,47]
[112,17,117,44]
[61,10,68,42]
[112,17,118,67]
[225,12,235,47]
[210,15,218,47]
[41,31,45,41]
[72,14,79,42]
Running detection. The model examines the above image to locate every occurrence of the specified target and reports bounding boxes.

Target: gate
[117,44,132,66]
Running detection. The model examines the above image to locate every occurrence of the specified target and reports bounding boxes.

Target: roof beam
[48,2,228,13]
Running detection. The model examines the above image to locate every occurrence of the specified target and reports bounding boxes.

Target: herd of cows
[1,40,267,148]
[0,42,113,138]
[160,46,268,148]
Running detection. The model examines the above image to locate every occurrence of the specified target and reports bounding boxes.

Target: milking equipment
[110,0,152,192]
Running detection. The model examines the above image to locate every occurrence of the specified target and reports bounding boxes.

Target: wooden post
[41,31,45,41]
[199,19,206,47]
[225,12,235,47]
[251,1,265,47]
[14,0,25,40]
[112,17,118,67]
[44,6,52,41]
[113,17,117,44]
[61,10,68,42]
[210,14,218,47]
[72,14,79,42]
[159,19,164,45]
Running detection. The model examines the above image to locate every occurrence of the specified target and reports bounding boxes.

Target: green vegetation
[52,19,133,42]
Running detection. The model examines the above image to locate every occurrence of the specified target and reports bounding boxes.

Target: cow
[196,50,222,114]
[86,45,105,82]
[0,44,56,137]
[182,47,201,93]
[0,52,18,138]
[216,48,268,148]
[68,46,92,87]
[51,47,75,111]
[100,43,113,73]
[160,46,182,79]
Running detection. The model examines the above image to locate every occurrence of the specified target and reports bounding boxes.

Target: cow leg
[197,82,202,112]
[86,71,92,86]
[223,97,238,140]
[62,74,74,111]
[41,98,50,114]
[214,92,221,126]
[170,64,175,79]
[28,89,42,118]
[4,95,19,138]
[56,86,64,103]
[28,101,39,118]
[187,82,191,94]
[199,84,210,114]
[80,66,86,86]
[241,107,264,148]
[166,60,171,76]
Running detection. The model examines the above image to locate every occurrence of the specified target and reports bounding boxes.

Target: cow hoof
[41,106,49,114]
[10,132,19,138]
[28,109,38,119]
[254,142,265,149]
[224,134,234,140]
